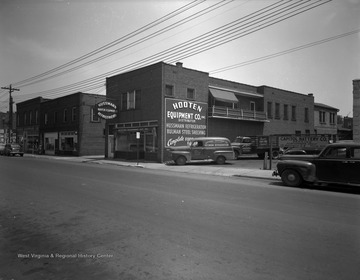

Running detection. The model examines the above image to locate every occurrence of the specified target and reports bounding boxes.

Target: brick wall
[259,86,314,135]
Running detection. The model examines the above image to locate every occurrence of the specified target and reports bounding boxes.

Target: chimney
[176,62,183,68]
[353,79,360,143]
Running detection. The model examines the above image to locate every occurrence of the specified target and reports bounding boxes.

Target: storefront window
[59,131,78,152]
[115,128,157,153]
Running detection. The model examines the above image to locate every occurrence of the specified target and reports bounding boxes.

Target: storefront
[59,131,78,155]
[44,132,58,155]
[18,127,40,153]
[113,120,158,161]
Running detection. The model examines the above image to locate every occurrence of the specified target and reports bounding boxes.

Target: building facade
[16,92,106,156]
[314,102,339,141]
[258,86,315,135]
[105,62,325,162]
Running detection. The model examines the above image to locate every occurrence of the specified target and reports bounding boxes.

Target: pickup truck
[166,137,235,165]
[273,142,360,187]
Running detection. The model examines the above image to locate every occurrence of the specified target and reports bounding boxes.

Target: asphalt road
[1,156,359,280]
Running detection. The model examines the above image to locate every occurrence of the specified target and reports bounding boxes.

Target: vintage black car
[273,142,360,187]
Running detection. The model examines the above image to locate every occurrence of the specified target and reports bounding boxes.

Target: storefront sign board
[165,98,207,147]
[95,101,118,119]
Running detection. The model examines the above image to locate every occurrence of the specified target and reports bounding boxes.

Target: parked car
[167,137,235,165]
[4,143,24,157]
[273,142,360,187]
[0,143,5,155]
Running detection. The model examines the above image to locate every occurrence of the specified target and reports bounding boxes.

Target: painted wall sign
[278,135,329,149]
[165,98,207,147]
[95,101,118,119]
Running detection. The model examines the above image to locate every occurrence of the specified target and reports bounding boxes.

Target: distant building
[314,102,339,141]
[337,115,353,140]
[0,111,17,143]
[16,92,106,156]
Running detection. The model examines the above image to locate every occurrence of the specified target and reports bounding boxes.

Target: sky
[0,0,359,117]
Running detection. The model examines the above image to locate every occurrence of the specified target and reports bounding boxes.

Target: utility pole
[1,84,20,143]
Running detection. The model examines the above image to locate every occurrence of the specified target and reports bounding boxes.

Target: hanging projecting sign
[95,101,118,119]
[165,98,207,147]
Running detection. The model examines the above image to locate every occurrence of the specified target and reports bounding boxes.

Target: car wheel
[281,169,303,187]
[216,156,226,165]
[272,150,280,159]
[175,156,187,165]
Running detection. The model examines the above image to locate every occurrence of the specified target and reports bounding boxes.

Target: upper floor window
[24,112,27,125]
[304,107,309,123]
[72,107,77,122]
[54,111,58,123]
[121,90,141,110]
[275,103,280,119]
[165,85,174,96]
[330,112,336,125]
[63,109,67,122]
[91,107,100,123]
[29,111,33,125]
[319,111,326,123]
[35,110,38,125]
[267,102,272,119]
[250,101,255,111]
[187,88,195,100]
[44,113,48,125]
[283,104,288,120]
[291,105,297,121]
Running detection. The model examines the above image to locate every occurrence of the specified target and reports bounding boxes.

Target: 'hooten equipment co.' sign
[165,98,207,147]
[95,101,118,119]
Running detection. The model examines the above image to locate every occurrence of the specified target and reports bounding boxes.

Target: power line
[13,0,232,88]
[4,0,333,105]
[209,29,360,74]
[11,0,205,88]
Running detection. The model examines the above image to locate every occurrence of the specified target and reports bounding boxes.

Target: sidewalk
[25,154,279,181]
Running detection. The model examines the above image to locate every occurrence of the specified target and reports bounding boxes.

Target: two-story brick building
[16,92,106,156]
[314,102,339,141]
[105,62,319,162]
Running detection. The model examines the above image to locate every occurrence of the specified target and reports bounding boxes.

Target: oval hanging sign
[95,101,118,119]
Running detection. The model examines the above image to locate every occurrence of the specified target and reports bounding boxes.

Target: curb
[24,153,279,181]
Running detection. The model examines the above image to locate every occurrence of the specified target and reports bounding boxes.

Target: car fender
[277,160,316,182]
[170,151,191,161]
[214,150,235,160]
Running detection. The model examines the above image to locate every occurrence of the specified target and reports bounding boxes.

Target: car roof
[327,142,360,148]
[191,137,230,141]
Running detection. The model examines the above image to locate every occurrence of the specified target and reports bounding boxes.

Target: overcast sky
[1,0,359,116]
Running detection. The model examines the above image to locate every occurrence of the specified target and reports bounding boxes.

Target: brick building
[258,86,315,135]
[16,92,106,156]
[105,62,321,162]
[314,102,339,140]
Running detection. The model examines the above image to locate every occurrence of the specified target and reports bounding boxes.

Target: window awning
[209,88,238,103]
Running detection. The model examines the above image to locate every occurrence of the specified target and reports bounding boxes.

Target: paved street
[1,156,360,280]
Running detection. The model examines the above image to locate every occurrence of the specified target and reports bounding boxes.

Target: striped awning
[209,88,238,103]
